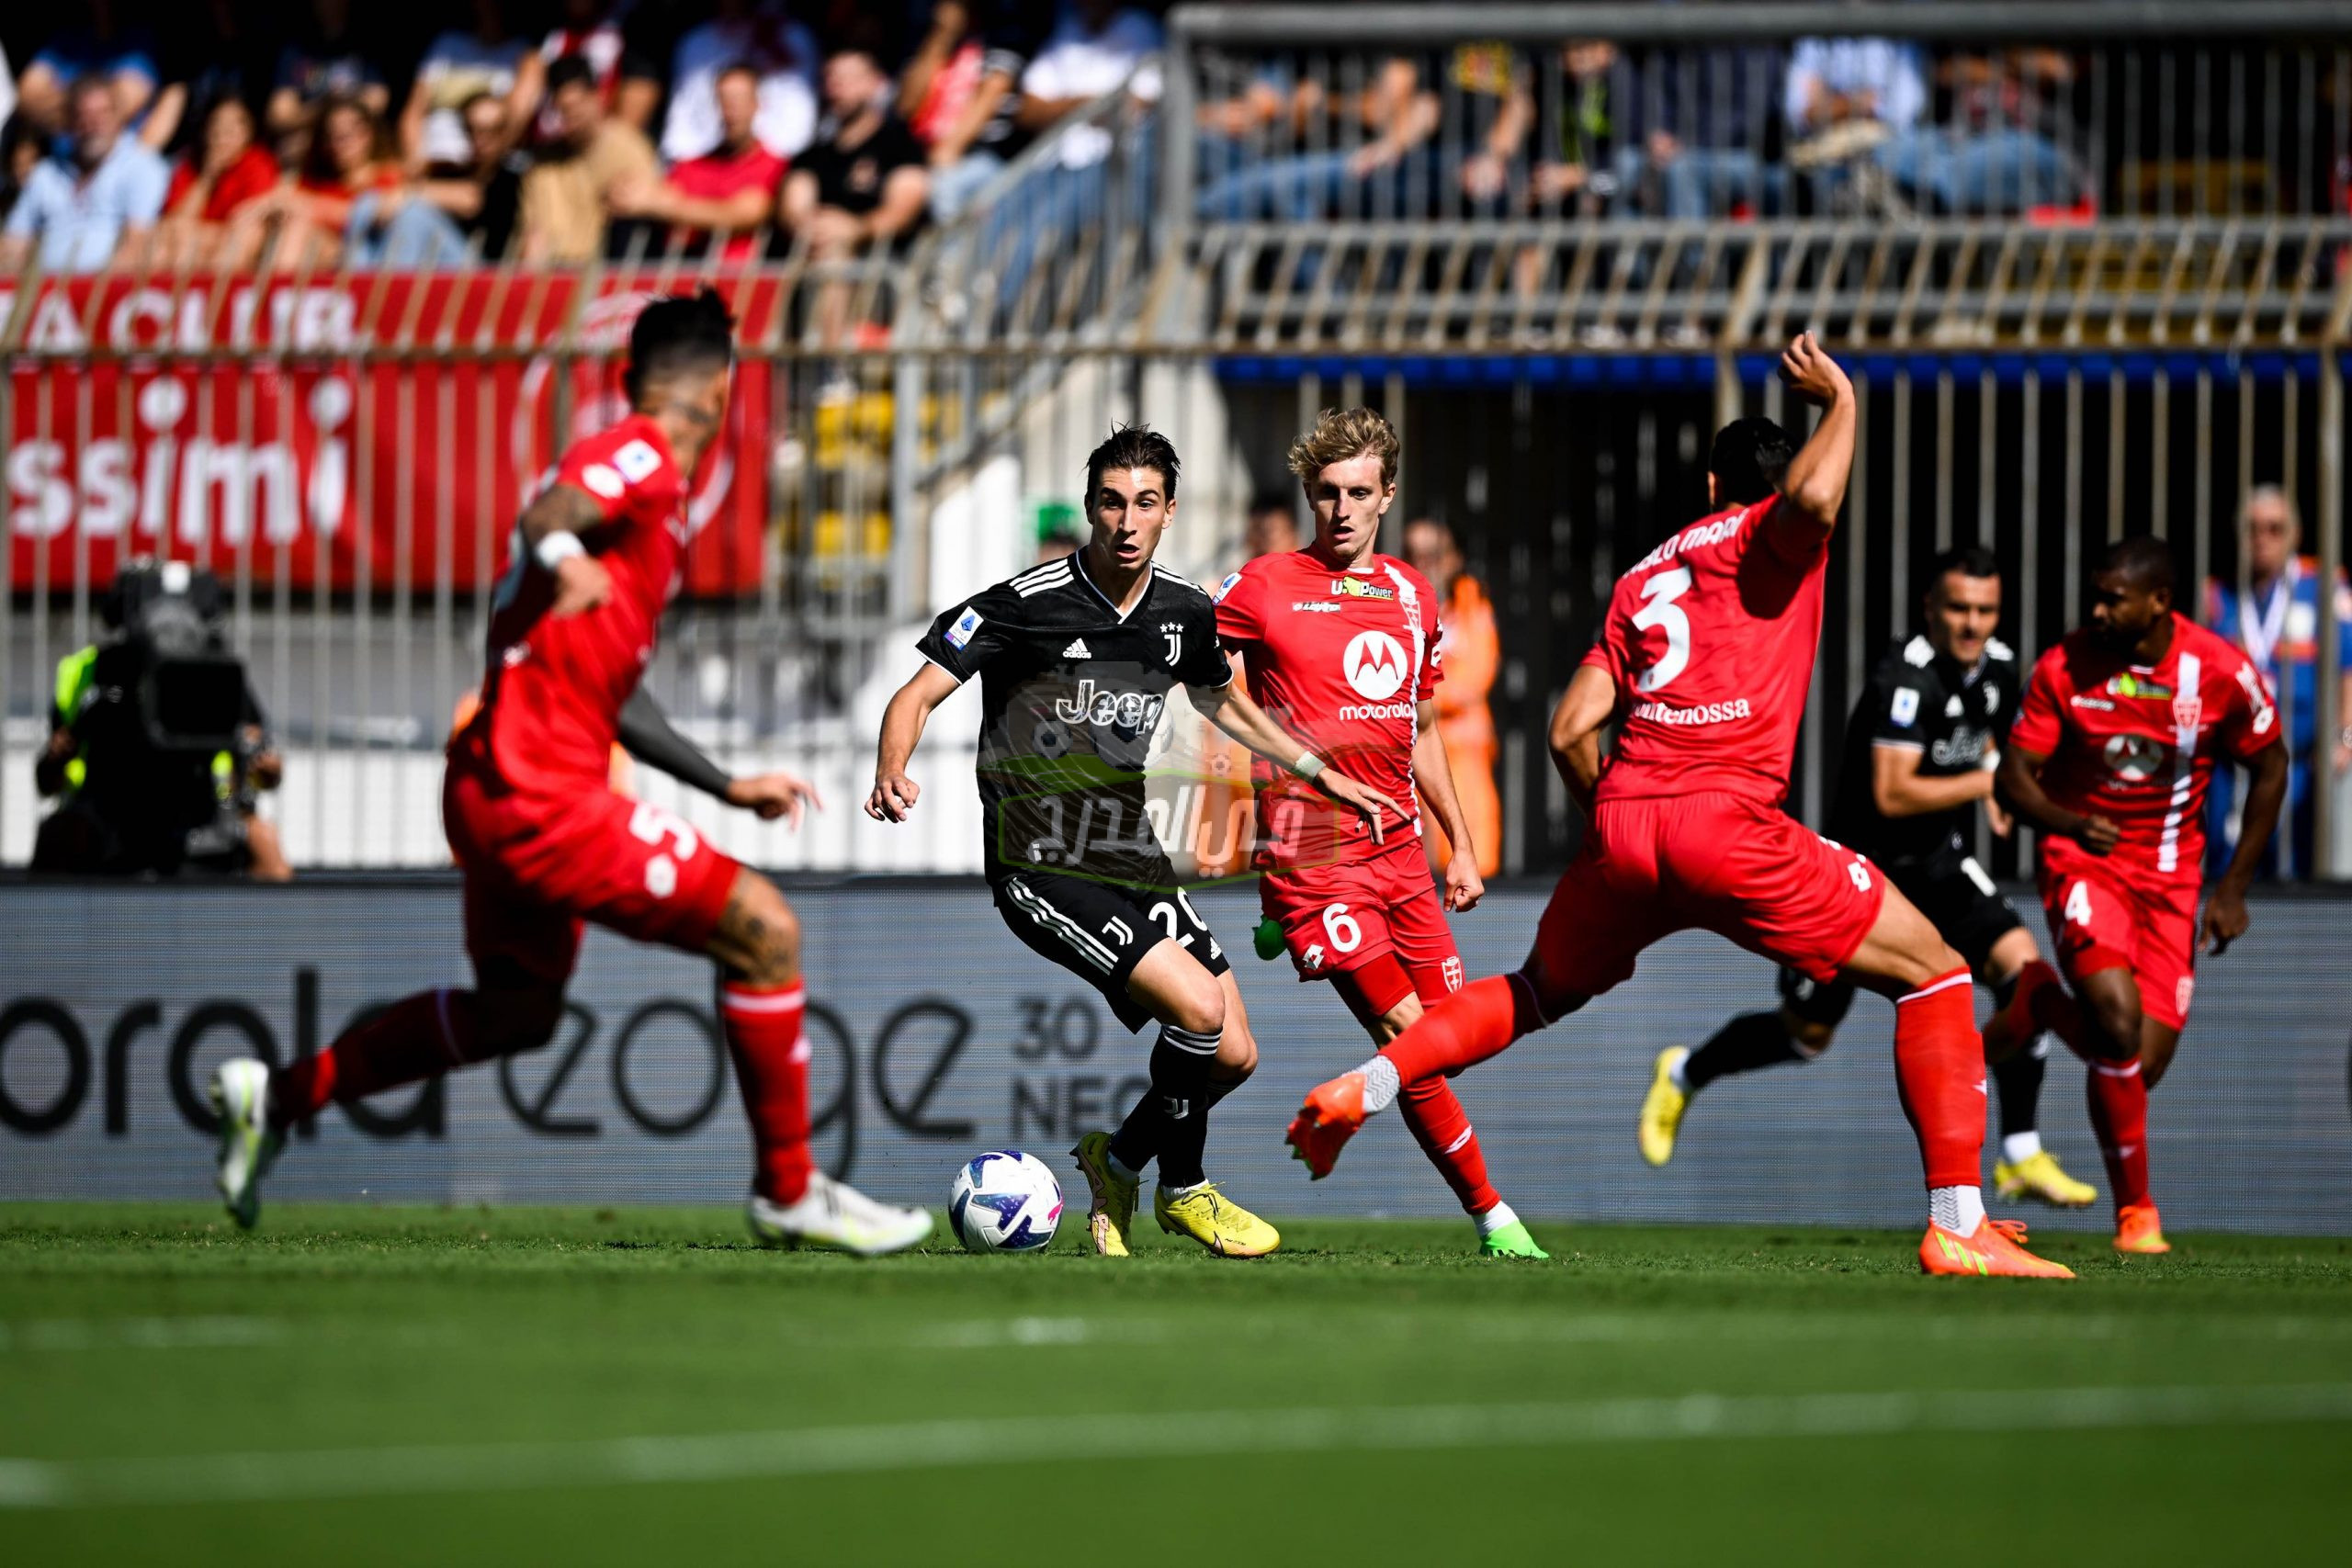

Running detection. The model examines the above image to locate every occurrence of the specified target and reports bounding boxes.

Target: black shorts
[1776,849,2024,1029]
[992,871,1230,1032]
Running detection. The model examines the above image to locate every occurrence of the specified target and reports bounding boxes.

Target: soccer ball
[948,1150,1063,1255]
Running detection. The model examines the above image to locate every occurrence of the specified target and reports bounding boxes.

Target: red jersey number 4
[2009,615,2278,878]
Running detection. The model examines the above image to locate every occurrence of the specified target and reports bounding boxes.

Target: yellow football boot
[1994,1149,2098,1209]
[1638,1046,1690,1168]
[1069,1130,1136,1258]
[1154,1182,1281,1258]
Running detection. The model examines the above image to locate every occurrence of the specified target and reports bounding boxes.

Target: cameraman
[31,561,292,882]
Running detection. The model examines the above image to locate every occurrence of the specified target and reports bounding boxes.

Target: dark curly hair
[625,288,736,407]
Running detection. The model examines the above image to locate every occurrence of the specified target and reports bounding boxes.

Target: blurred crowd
[1193,33,2175,226]
[0,0,1161,276]
[6,5,2335,281]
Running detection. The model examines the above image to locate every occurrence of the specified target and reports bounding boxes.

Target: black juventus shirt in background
[919,553,1231,887]
[1828,633,2018,868]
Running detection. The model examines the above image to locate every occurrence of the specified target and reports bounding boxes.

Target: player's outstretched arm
[1994,742,2119,854]
[866,662,963,822]
[1411,699,1484,911]
[1772,332,1858,542]
[1871,741,1996,819]
[517,482,612,617]
[1192,680,1408,845]
[617,687,820,826]
[2203,740,2286,954]
[1547,663,1617,818]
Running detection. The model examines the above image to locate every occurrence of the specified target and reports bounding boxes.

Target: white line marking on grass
[909,1315,1105,1348]
[891,1311,2352,1352]
[3,1382,2347,1511]
[0,1317,284,1353]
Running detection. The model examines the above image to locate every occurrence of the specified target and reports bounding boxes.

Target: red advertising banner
[4,272,782,596]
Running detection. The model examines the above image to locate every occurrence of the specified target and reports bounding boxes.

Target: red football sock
[1891,968,1984,1191]
[1396,1077,1501,1214]
[1381,974,1543,1087]
[719,981,813,1205]
[270,988,476,1127]
[2085,1056,2152,1213]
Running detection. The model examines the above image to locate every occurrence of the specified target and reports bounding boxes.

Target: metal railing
[5,5,2349,878]
[1153,3,2352,880]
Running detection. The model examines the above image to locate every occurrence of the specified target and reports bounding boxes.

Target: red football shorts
[2037,843,2199,1031]
[444,763,741,985]
[1260,842,1465,1003]
[1532,791,1884,998]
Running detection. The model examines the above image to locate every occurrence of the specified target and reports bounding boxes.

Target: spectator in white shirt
[401,0,545,172]
[661,0,821,164]
[1018,0,1161,167]
[1784,37,1928,140]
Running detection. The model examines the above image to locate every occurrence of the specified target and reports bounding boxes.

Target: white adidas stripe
[1004,879,1117,972]
[719,986,808,1016]
[1012,561,1074,596]
[1896,971,1973,1004]
[5,1382,2344,1509]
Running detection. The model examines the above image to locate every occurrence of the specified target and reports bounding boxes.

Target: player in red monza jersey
[205,290,933,1255]
[1991,535,2286,1255]
[1286,333,2076,1279]
[1216,407,1544,1259]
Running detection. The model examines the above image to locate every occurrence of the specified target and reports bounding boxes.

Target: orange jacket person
[1405,520,1501,877]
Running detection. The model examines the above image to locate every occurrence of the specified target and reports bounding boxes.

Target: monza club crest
[2103,732,2165,783]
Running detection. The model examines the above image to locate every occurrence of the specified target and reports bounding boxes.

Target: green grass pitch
[5,1203,2349,1565]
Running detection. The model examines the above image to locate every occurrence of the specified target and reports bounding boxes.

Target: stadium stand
[0,2,2347,882]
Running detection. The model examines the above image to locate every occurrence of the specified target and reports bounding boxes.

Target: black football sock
[1681,1010,1807,1093]
[1985,970,2049,1148]
[1106,1092,1167,1177]
[1139,1024,1221,1189]
[1992,1039,2048,1144]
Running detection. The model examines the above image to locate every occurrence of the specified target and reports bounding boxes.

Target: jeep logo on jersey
[2103,732,2165,782]
[1052,679,1165,734]
[1343,631,1409,700]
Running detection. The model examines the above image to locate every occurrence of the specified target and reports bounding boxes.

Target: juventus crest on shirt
[918,552,1230,888]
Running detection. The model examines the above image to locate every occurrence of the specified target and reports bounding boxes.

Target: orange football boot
[1918,1216,2076,1279]
[1284,1072,1369,1179]
[2113,1202,2171,1255]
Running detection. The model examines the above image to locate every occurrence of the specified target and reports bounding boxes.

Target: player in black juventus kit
[1635,547,2100,1208]
[868,425,1403,1258]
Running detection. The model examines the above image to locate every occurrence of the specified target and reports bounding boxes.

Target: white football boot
[746,1172,933,1257]
[209,1057,284,1230]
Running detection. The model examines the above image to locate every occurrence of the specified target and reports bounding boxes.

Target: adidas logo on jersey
[1062,638,1092,660]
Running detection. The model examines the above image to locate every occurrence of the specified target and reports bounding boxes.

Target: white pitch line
[0,1317,284,1353]
[3,1382,2347,1511]
[899,1310,2352,1351]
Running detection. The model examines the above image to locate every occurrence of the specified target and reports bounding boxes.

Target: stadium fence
[2,3,2348,877]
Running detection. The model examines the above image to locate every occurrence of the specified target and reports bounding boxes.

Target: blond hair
[1287,407,1399,490]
